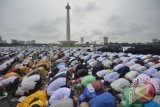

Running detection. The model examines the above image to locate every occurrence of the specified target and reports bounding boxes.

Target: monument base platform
[59,41,77,47]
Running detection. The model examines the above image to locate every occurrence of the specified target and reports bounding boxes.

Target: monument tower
[66,3,70,41]
[59,3,77,47]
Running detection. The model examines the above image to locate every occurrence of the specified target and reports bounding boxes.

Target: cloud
[74,2,100,18]
[105,14,154,36]
[84,2,100,12]
[76,2,99,12]
[0,0,160,43]
[29,17,64,34]
[92,29,104,36]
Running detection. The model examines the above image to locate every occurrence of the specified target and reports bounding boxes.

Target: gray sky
[0,0,160,43]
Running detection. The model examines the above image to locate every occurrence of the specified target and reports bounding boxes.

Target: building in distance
[18,41,25,44]
[103,37,108,45]
[11,39,18,44]
[26,40,36,44]
[152,38,160,44]
[81,37,84,44]
[11,39,36,45]
[0,36,7,43]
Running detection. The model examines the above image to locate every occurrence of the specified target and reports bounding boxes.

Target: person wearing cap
[79,80,104,102]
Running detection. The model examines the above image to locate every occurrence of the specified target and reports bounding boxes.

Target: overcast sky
[0,0,160,43]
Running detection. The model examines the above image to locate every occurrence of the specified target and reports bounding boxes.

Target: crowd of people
[0,46,160,107]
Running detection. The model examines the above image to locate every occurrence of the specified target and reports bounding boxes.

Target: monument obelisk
[66,3,70,41]
[59,3,77,47]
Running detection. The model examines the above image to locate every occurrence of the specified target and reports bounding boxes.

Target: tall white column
[66,3,70,41]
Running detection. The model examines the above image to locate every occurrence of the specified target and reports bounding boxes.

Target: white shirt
[22,75,40,89]
[0,76,17,86]
[113,58,122,64]
[152,72,160,78]
[96,70,110,78]
[0,64,7,71]
[143,68,157,76]
[16,74,40,96]
[89,60,97,67]
[110,78,130,93]
[103,60,112,68]
[48,87,71,106]
[152,63,160,69]
[97,57,106,62]
[50,98,73,107]
[87,59,95,64]
[147,62,156,67]
[125,71,139,81]
[129,64,141,71]
[47,78,66,92]
[125,60,135,67]
[134,66,147,72]
[113,64,124,71]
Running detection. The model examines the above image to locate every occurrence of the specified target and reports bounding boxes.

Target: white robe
[47,87,71,106]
